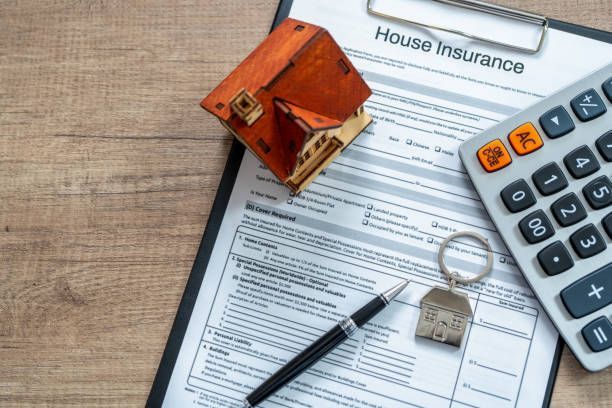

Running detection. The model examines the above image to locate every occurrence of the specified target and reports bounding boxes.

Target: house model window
[201,18,372,193]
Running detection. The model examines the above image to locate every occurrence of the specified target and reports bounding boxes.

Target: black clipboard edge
[146,2,611,406]
[542,336,565,408]
[550,19,612,44]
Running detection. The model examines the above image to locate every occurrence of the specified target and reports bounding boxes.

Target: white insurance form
[161,1,611,407]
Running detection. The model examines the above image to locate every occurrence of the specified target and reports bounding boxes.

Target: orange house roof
[201,18,372,181]
[277,101,343,132]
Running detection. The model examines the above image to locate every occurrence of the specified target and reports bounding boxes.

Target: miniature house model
[415,287,472,347]
[201,18,372,192]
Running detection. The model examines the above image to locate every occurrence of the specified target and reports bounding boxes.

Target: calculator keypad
[583,176,612,209]
[561,263,611,318]
[477,139,512,172]
[461,64,612,371]
[596,131,612,162]
[571,89,607,121]
[539,105,575,138]
[507,122,543,155]
[603,77,612,102]
[519,210,554,244]
[570,224,607,259]
[604,213,612,238]
[564,145,600,179]
[537,241,573,276]
[551,193,587,227]
[582,316,612,352]
[500,179,536,213]
[532,162,568,195]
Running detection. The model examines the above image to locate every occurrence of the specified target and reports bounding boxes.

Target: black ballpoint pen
[243,280,410,408]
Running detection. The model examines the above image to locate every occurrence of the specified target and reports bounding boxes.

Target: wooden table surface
[1,0,610,406]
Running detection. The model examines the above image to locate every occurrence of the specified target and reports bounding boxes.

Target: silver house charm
[415,286,472,346]
[415,231,493,347]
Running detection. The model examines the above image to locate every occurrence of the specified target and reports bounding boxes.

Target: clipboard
[366,0,549,53]
[146,1,612,407]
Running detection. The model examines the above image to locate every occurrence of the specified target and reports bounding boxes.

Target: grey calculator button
[532,162,568,195]
[519,209,554,244]
[596,131,612,162]
[564,145,600,179]
[603,76,612,102]
[583,317,612,352]
[583,176,612,210]
[551,193,587,227]
[570,88,607,121]
[561,262,612,318]
[501,179,536,213]
[570,224,606,258]
[537,241,573,276]
[539,105,575,138]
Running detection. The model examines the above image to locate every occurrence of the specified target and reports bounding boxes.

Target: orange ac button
[477,139,512,172]
[508,122,543,155]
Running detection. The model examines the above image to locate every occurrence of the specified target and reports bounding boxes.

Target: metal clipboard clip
[367,0,548,53]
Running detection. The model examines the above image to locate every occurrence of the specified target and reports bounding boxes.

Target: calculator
[459,63,612,372]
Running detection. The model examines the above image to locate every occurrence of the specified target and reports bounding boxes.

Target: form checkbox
[287,199,293,204]
[362,219,369,226]
[367,204,373,210]
[365,211,371,218]
[427,237,433,243]
[432,221,438,227]
[500,257,506,264]
[435,146,441,152]
[406,139,412,145]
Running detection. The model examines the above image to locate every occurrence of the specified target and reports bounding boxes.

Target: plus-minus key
[570,88,607,121]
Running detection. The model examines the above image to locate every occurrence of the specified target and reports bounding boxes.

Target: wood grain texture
[0,1,610,407]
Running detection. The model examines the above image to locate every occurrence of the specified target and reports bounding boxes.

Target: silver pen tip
[243,398,254,408]
[380,280,409,304]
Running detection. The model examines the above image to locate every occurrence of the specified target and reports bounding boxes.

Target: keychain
[415,231,493,347]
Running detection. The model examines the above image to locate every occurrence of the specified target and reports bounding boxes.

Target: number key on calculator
[459,63,612,372]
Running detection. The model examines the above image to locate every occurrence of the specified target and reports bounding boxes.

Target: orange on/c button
[477,139,512,172]
[508,122,543,155]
